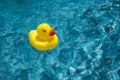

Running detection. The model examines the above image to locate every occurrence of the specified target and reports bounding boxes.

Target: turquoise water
[0,0,120,80]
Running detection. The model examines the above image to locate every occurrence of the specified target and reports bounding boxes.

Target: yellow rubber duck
[29,23,58,50]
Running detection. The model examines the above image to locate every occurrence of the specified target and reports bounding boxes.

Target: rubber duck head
[36,23,56,39]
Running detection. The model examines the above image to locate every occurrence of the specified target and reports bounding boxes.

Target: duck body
[29,23,58,50]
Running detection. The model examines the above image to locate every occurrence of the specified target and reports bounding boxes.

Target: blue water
[0,0,120,80]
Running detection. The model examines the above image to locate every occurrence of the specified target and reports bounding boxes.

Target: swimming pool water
[0,0,120,80]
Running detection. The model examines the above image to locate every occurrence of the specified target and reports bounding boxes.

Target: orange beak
[49,28,56,36]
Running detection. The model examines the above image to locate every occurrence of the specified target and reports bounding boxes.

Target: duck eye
[42,29,46,32]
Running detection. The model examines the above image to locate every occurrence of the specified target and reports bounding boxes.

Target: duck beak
[49,28,56,36]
